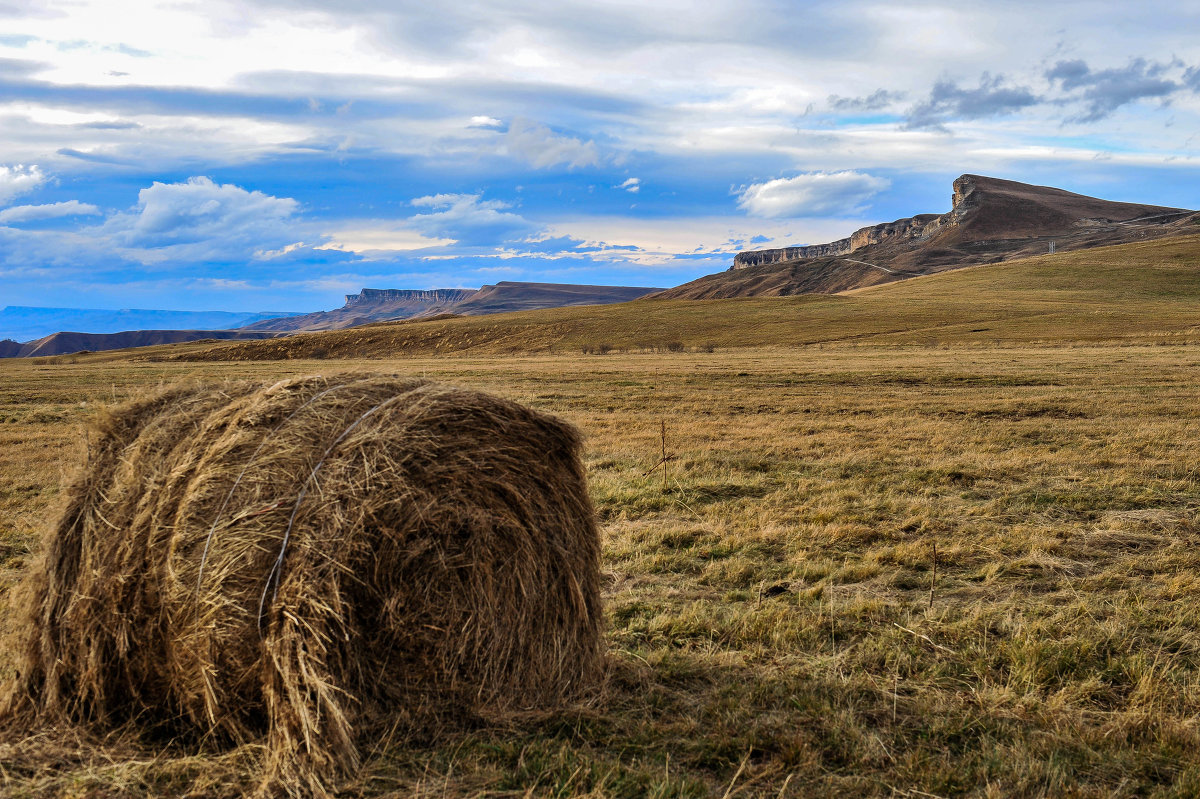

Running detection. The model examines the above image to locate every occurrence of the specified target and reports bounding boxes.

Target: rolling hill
[0,305,299,344]
[1,282,665,358]
[161,233,1200,361]
[654,174,1198,300]
[10,329,284,358]
[446,281,664,315]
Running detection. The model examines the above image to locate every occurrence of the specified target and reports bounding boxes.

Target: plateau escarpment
[245,282,664,332]
[244,288,478,332]
[344,288,476,307]
[662,174,1197,300]
[732,214,945,268]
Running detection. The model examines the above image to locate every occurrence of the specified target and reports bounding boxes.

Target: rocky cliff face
[732,178,985,270]
[849,213,946,250]
[951,174,978,217]
[733,240,853,267]
[247,288,479,331]
[732,208,960,268]
[344,288,475,306]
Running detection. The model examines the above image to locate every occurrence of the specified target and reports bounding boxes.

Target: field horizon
[117,232,1200,363]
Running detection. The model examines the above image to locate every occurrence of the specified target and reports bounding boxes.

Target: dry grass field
[5,338,1200,797]
[5,239,1200,796]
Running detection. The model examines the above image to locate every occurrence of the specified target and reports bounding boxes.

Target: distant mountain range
[653,174,1198,299]
[0,306,300,344]
[0,282,664,357]
[1,329,284,358]
[4,175,1196,359]
[243,282,664,332]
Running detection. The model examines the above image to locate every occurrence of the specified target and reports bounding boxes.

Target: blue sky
[1,0,1199,312]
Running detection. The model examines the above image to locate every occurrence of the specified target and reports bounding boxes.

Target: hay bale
[1,373,604,797]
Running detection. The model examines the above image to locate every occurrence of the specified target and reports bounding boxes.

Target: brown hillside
[159,233,1200,362]
[13,328,282,358]
[655,175,1197,300]
[449,281,664,315]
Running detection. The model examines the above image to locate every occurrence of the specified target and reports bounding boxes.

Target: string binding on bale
[1,373,605,798]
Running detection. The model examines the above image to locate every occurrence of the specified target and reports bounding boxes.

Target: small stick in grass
[642,418,675,484]
[929,541,937,610]
[661,419,668,490]
[829,578,836,651]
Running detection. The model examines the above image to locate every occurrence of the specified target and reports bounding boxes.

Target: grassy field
[5,237,1200,796]
[5,337,1200,797]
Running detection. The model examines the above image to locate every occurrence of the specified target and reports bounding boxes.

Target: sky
[1,0,1199,313]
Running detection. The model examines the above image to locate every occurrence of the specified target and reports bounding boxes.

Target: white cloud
[314,194,540,257]
[0,102,323,171]
[104,176,303,263]
[316,225,456,256]
[0,164,46,205]
[0,200,100,223]
[619,177,640,193]
[542,215,862,266]
[3,0,1200,307]
[407,193,536,245]
[504,117,600,170]
[410,193,507,210]
[1,4,1196,192]
[123,176,296,244]
[469,115,504,128]
[254,241,306,259]
[737,171,890,218]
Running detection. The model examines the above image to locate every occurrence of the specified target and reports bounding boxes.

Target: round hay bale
[1,373,604,797]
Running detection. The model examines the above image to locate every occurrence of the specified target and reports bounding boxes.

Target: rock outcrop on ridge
[656,175,1197,300]
[242,288,478,332]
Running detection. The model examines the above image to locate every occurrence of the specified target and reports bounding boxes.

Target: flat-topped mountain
[245,281,664,332]
[655,175,1197,299]
[243,288,477,332]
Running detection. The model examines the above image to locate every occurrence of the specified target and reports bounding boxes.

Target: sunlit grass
[4,342,1200,796]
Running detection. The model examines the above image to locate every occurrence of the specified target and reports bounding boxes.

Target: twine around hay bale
[0,373,605,798]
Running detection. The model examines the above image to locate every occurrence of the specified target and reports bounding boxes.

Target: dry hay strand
[0,373,604,797]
